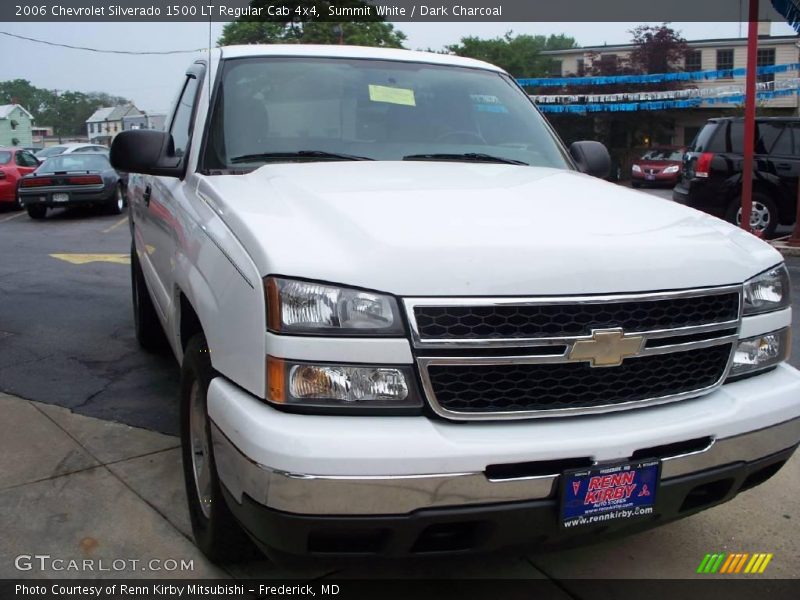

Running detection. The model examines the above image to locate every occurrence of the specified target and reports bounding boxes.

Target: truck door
[136,65,204,319]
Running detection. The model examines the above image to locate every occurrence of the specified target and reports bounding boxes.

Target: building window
[757,48,776,84]
[717,49,734,73]
[685,50,702,72]
[548,60,563,77]
[576,58,585,76]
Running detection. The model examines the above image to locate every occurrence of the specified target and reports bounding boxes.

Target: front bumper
[222,445,796,557]
[209,361,800,514]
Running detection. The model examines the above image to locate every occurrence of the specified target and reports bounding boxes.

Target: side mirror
[569,141,611,179]
[110,130,183,178]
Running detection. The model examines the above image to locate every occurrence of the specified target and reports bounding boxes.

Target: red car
[0,147,40,208]
[631,147,686,188]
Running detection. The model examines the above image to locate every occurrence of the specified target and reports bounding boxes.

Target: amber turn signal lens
[265,277,281,332]
[266,355,286,403]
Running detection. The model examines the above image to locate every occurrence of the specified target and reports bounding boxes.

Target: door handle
[143,184,152,207]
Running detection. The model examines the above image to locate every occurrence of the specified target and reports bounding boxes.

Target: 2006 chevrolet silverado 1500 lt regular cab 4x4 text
[110,45,800,562]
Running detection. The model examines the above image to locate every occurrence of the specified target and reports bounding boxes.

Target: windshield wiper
[231,150,373,163]
[402,153,528,166]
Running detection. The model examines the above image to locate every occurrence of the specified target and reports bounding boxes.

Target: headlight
[743,264,790,315]
[632,164,642,173]
[728,328,790,378]
[266,277,404,335]
[663,165,680,174]
[267,357,422,411]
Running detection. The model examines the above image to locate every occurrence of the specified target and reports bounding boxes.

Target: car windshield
[37,154,110,173]
[36,146,68,158]
[640,149,683,161]
[0,151,11,164]
[203,57,570,170]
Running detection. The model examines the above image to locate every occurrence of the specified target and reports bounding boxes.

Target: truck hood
[199,161,781,296]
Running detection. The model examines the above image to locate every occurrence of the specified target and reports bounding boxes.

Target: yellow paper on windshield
[368,84,416,106]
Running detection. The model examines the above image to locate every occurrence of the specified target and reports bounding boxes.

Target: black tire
[26,205,46,220]
[14,186,23,211]
[180,333,252,563]
[106,184,125,215]
[131,243,168,352]
[725,192,778,238]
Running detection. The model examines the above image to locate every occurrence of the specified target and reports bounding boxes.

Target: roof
[86,104,141,123]
[540,34,800,56]
[218,44,504,73]
[0,104,34,120]
[86,107,115,123]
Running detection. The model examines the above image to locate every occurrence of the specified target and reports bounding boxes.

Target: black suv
[672,117,799,237]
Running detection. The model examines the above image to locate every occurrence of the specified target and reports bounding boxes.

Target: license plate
[52,193,69,202]
[645,174,656,180]
[561,459,659,529]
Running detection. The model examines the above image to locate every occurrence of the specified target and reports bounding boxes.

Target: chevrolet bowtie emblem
[569,328,645,367]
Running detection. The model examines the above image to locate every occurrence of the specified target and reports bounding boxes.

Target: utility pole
[740,0,758,233]
[52,89,63,143]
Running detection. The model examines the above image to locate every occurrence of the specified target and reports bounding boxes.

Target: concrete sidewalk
[1,392,797,583]
[0,393,561,585]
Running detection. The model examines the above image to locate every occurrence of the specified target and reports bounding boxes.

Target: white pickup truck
[111,45,800,562]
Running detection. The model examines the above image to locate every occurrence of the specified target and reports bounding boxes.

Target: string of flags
[516,62,800,87]
[530,78,800,104]
[536,86,800,113]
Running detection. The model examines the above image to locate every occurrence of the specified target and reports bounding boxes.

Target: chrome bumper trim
[211,417,800,516]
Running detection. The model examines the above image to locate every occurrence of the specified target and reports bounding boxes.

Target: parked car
[34,143,108,160]
[18,152,126,219]
[112,45,800,563]
[630,147,685,187]
[673,117,800,237]
[0,147,40,209]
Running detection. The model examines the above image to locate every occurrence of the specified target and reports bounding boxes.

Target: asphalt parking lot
[0,189,798,583]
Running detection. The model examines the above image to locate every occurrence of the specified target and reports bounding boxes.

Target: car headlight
[265,277,404,335]
[267,357,422,411]
[743,264,790,315]
[728,328,790,379]
[663,165,680,174]
[632,164,642,173]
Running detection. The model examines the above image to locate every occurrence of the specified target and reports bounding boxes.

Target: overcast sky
[0,21,795,113]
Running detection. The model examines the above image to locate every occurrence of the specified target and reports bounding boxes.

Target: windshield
[640,149,683,161]
[203,57,570,170]
[38,154,110,173]
[36,146,68,158]
[0,151,11,164]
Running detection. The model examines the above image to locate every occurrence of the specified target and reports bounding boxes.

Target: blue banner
[537,87,800,113]
[518,62,800,88]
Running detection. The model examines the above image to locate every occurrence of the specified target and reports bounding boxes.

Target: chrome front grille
[405,286,742,420]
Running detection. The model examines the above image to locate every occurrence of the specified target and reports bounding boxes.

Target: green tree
[218,1,406,47]
[446,32,578,78]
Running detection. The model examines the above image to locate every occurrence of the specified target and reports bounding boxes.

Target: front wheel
[180,334,252,563]
[26,205,46,220]
[725,193,778,238]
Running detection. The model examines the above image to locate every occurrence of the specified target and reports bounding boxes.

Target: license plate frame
[645,174,656,181]
[52,193,69,203]
[560,459,660,529]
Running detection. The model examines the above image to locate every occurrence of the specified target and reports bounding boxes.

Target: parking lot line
[50,253,130,265]
[0,212,25,223]
[102,216,128,234]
